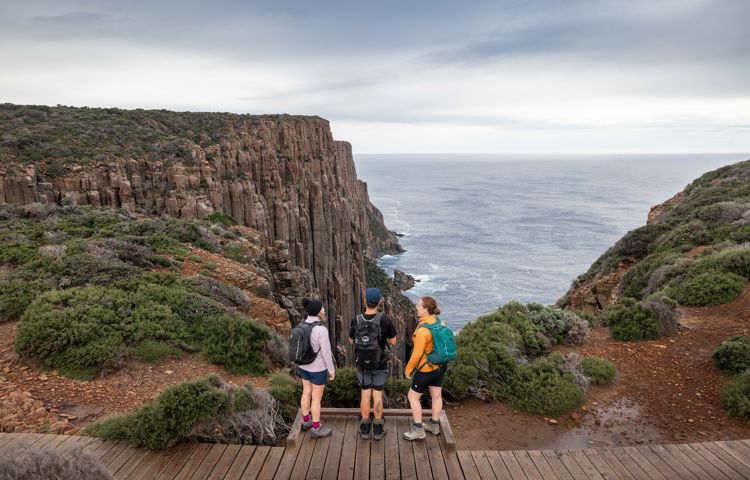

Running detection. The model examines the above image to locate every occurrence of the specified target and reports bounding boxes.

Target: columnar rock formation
[0,107,415,368]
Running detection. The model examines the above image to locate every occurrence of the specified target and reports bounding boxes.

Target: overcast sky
[1,0,749,153]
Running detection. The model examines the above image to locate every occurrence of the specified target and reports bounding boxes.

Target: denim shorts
[298,368,328,385]
[357,369,388,391]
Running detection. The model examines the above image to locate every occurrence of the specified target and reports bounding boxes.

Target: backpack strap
[415,323,437,372]
[303,320,322,354]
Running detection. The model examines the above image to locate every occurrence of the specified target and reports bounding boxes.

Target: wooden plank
[439,411,456,454]
[527,450,559,480]
[692,442,750,479]
[355,418,373,480]
[31,433,62,450]
[582,448,623,480]
[624,447,679,478]
[484,450,513,480]
[307,423,335,480]
[154,443,199,480]
[456,451,481,480]
[338,417,361,480]
[188,443,228,480]
[596,449,640,480]
[321,417,347,480]
[425,431,449,480]
[273,431,303,480]
[384,416,401,480]
[541,451,575,480]
[115,448,153,479]
[321,408,414,416]
[499,450,530,480]
[370,421,387,480]
[686,442,744,480]
[647,445,698,480]
[443,451,466,480]
[724,440,750,459]
[224,445,261,480]
[173,443,214,480]
[662,444,726,480]
[471,451,497,480]
[397,417,418,480]
[555,450,592,480]
[286,410,303,448]
[97,441,129,466]
[255,446,284,480]
[413,431,434,480]
[107,444,142,474]
[204,444,242,480]
[128,444,187,480]
[514,451,544,480]
[622,446,669,480]
[289,423,317,480]
[714,441,750,475]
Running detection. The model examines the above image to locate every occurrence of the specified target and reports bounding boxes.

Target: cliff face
[0,105,415,368]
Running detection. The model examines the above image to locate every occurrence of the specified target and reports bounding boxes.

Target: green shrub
[130,340,181,363]
[0,243,39,264]
[269,374,302,424]
[507,359,583,417]
[324,368,360,407]
[579,357,617,384]
[667,271,746,306]
[85,376,235,449]
[0,279,52,322]
[650,220,710,253]
[223,245,248,264]
[526,303,589,345]
[443,363,479,399]
[713,337,750,374]
[721,370,750,422]
[202,315,269,375]
[602,298,662,341]
[206,212,237,227]
[477,302,550,356]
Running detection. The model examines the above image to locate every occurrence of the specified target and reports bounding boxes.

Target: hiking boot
[372,419,385,440]
[301,417,313,432]
[310,425,332,438]
[402,424,426,441]
[424,419,440,435]
[359,419,371,439]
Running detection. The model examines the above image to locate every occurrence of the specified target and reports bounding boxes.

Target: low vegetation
[0,204,281,379]
[579,357,617,385]
[721,370,750,422]
[0,444,113,480]
[85,375,283,449]
[713,337,750,375]
[599,297,680,341]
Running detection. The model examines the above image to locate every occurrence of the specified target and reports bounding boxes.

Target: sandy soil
[450,285,750,450]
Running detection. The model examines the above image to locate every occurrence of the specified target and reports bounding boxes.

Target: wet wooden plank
[690,442,750,479]
[541,450,575,480]
[226,445,262,480]
[596,448,640,480]
[384,416,401,480]
[582,448,622,480]
[397,417,418,480]
[514,450,544,480]
[425,431,449,480]
[471,451,497,480]
[484,450,513,480]
[527,450,559,480]
[555,450,592,480]
[321,417,348,480]
[662,444,725,480]
[456,451,480,480]
[499,450,530,480]
[255,446,284,480]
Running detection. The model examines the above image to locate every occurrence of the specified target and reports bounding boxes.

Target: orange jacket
[405,315,441,377]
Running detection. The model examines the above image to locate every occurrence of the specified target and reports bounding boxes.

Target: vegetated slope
[558,159,750,313]
[0,103,415,368]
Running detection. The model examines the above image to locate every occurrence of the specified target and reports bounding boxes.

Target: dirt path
[0,321,268,434]
[451,285,750,450]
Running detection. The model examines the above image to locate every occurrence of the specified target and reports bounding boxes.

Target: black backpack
[354,313,384,370]
[288,321,320,365]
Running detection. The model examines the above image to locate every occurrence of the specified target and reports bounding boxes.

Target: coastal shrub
[443,363,480,399]
[692,246,750,279]
[384,377,411,407]
[713,337,750,374]
[526,303,589,345]
[644,296,681,336]
[0,444,113,480]
[85,376,263,449]
[579,357,617,385]
[620,252,681,299]
[507,358,584,417]
[601,298,662,341]
[650,221,711,253]
[667,271,746,306]
[206,212,237,227]
[721,370,750,422]
[202,315,269,374]
[477,302,550,356]
[268,373,302,424]
[324,368,360,407]
[129,340,181,363]
[0,279,53,322]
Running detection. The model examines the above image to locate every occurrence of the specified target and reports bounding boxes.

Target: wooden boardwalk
[3,411,750,478]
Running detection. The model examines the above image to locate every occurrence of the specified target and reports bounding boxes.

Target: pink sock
[312,421,321,429]
[303,414,311,422]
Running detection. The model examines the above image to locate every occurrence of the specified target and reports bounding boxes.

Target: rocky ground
[451,284,750,450]
[0,320,268,434]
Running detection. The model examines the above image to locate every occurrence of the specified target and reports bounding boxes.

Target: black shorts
[411,365,447,394]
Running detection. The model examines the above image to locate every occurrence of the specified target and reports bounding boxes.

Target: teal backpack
[419,318,457,367]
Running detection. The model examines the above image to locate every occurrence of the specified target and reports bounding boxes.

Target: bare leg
[372,390,384,420]
[301,379,312,417]
[408,388,422,424]
[429,386,442,422]
[311,383,326,423]
[360,389,372,420]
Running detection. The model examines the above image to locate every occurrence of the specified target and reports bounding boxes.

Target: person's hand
[328,372,335,381]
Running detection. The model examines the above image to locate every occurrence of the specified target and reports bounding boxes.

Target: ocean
[354,153,748,330]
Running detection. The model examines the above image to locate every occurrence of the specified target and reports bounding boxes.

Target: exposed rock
[647,192,686,225]
[560,258,636,314]
[393,269,418,291]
